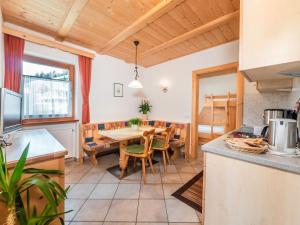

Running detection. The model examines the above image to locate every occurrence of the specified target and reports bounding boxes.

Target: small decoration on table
[129,118,142,131]
[225,137,268,154]
[139,99,152,120]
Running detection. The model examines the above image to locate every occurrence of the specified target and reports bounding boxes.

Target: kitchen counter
[202,130,300,225]
[202,131,300,174]
[5,129,67,168]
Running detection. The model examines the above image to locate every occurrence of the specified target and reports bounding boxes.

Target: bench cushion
[152,138,166,148]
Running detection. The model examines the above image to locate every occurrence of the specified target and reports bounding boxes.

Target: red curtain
[78,55,92,124]
[4,34,25,93]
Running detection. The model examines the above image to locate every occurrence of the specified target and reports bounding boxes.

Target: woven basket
[225,138,268,154]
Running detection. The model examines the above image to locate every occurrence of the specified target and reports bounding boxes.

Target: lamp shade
[128,79,143,88]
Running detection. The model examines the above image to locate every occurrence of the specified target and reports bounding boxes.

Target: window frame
[21,55,76,125]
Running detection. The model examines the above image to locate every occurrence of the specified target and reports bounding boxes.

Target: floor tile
[137,200,168,222]
[145,173,161,184]
[140,184,164,199]
[159,164,178,173]
[89,183,118,199]
[169,223,201,225]
[69,222,103,225]
[64,199,85,221]
[105,199,138,222]
[99,172,120,183]
[162,183,182,199]
[103,223,135,225]
[179,173,197,183]
[161,173,182,184]
[136,223,168,225]
[65,173,85,184]
[176,165,196,173]
[165,199,199,222]
[120,171,142,184]
[114,183,140,199]
[67,183,96,199]
[79,171,105,183]
[74,199,111,221]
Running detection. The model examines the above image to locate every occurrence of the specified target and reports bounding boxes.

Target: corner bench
[79,120,190,165]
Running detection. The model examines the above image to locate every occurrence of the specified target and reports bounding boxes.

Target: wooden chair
[152,126,174,172]
[120,129,155,183]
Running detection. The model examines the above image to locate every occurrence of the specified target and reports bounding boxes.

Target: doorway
[191,62,244,158]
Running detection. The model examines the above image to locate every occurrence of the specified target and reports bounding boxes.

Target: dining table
[99,126,165,171]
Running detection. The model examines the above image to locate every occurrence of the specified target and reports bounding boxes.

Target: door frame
[191,62,244,158]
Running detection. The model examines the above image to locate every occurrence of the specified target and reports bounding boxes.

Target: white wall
[141,41,239,123]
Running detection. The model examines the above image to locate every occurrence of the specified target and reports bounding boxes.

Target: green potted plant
[128,118,142,131]
[0,143,70,225]
[139,100,152,120]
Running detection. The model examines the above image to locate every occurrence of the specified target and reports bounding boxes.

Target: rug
[107,158,158,179]
[172,171,203,212]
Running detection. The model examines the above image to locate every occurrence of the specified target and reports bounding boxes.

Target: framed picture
[114,83,123,97]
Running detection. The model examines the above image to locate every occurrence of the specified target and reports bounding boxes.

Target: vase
[142,114,148,120]
[131,124,139,131]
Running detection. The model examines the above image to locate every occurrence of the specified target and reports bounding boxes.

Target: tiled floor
[65,151,203,225]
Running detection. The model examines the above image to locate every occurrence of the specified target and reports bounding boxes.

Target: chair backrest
[142,129,155,156]
[162,125,175,148]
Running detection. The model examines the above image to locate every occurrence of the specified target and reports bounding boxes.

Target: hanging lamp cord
[134,41,139,80]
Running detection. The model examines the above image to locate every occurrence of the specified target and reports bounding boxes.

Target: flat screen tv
[0,88,22,135]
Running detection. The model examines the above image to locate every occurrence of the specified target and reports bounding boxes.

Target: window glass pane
[22,60,72,119]
[23,61,69,80]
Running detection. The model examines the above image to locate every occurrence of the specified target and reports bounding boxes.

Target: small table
[99,126,165,170]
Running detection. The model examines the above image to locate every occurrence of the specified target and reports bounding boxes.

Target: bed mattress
[198,124,225,134]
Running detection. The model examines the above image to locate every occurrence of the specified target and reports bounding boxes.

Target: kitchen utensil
[268,118,298,154]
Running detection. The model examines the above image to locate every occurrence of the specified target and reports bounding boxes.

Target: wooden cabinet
[203,153,300,225]
[239,0,300,81]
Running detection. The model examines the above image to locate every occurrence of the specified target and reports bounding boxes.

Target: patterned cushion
[85,137,94,143]
[166,122,171,128]
[126,144,144,154]
[152,138,166,149]
[98,123,105,130]
[148,121,155,126]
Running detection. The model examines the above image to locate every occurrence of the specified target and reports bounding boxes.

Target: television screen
[1,89,22,134]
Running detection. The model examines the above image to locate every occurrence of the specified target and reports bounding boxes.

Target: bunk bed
[198,92,237,145]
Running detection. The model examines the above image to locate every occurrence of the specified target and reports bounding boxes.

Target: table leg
[119,140,128,170]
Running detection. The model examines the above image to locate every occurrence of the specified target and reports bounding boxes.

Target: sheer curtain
[22,75,72,119]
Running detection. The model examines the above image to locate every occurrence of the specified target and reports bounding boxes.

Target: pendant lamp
[128,40,143,89]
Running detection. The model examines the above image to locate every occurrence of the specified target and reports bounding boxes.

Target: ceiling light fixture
[128,40,143,89]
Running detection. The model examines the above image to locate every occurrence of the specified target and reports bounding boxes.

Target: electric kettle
[268,119,298,154]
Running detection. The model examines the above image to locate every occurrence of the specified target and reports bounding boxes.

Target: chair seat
[126,144,144,154]
[152,138,167,149]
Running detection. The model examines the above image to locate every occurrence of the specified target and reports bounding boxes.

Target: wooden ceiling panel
[2,0,73,32]
[1,0,240,67]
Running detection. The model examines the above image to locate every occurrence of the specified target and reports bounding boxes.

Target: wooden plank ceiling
[1,0,240,67]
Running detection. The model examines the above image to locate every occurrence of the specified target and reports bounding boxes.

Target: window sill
[22,118,79,126]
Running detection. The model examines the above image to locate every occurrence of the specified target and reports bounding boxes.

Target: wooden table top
[99,126,165,141]
[5,129,67,168]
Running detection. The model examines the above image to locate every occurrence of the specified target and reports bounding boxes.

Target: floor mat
[172,171,203,212]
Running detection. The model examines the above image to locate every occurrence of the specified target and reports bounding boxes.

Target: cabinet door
[239,0,300,71]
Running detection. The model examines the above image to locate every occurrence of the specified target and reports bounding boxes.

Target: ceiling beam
[98,0,184,54]
[3,25,95,58]
[56,0,89,41]
[141,10,240,58]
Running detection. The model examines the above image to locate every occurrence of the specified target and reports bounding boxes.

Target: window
[22,55,75,124]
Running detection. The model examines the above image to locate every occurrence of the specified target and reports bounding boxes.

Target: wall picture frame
[114,83,123,97]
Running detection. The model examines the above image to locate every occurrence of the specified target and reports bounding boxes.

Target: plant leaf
[24,168,63,175]
[8,143,30,202]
